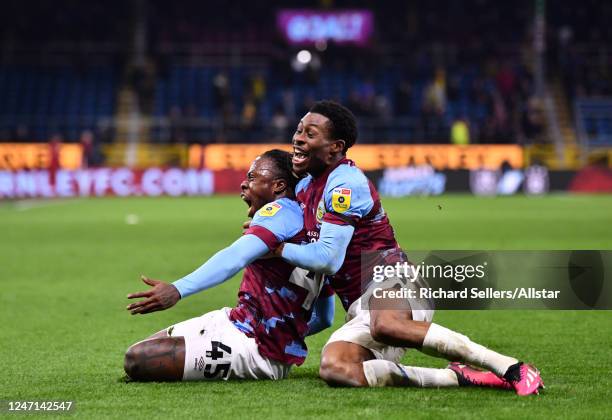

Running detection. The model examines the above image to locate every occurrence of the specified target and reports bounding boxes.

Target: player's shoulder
[255,197,302,220]
[295,175,313,194]
[248,198,303,244]
[251,197,304,241]
[325,162,372,199]
[326,162,370,190]
[324,161,374,216]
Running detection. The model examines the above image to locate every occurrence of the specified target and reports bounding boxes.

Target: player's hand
[126,275,181,315]
[272,243,285,257]
[256,243,285,259]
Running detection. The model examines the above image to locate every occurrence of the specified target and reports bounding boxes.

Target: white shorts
[324,289,435,363]
[167,308,291,381]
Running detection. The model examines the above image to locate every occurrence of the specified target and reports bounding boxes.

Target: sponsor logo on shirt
[258,202,282,217]
[331,188,351,213]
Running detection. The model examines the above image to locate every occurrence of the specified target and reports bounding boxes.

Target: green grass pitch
[1,194,611,419]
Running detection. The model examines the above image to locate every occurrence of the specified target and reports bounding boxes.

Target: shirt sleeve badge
[258,202,282,217]
[331,188,352,213]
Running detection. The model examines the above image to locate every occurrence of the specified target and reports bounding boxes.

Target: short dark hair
[309,100,358,152]
[260,149,299,191]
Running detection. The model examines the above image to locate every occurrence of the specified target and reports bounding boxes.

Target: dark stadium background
[0,0,610,191]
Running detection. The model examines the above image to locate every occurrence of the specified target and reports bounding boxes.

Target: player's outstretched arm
[126,234,269,314]
[280,221,354,275]
[306,294,335,336]
[171,234,268,298]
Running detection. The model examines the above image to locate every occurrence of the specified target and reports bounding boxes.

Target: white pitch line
[13,199,80,212]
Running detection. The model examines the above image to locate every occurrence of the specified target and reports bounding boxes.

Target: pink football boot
[448,362,513,390]
[503,362,544,396]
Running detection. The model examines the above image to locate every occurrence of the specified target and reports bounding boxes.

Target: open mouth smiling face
[291,112,335,177]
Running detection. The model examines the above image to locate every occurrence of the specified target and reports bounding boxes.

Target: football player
[124,150,334,381]
[276,101,543,395]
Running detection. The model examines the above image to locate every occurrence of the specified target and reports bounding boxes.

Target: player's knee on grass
[319,357,366,387]
[319,342,373,387]
[124,337,185,381]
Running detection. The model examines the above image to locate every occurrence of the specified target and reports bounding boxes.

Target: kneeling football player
[279,100,543,395]
[123,150,334,381]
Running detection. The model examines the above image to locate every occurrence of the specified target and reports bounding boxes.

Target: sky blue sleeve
[248,199,303,246]
[323,165,374,219]
[172,234,269,298]
[306,294,335,336]
[281,222,354,275]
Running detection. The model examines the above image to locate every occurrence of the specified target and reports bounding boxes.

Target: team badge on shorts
[258,202,282,217]
[331,188,351,213]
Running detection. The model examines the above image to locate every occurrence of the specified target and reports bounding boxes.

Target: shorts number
[195,341,233,380]
[206,341,232,360]
[203,363,231,379]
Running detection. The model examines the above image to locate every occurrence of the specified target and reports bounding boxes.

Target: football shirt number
[288,267,324,310]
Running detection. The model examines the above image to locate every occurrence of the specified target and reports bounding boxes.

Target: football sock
[502,362,523,382]
[363,360,459,387]
[421,323,518,378]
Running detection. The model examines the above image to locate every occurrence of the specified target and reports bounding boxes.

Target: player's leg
[319,341,373,387]
[319,298,454,388]
[368,305,429,348]
[366,360,518,390]
[368,290,543,394]
[124,336,185,381]
[125,309,290,382]
[123,322,185,381]
[363,360,514,389]
[361,308,515,389]
[319,339,466,388]
[124,314,203,381]
[319,300,490,389]
[363,360,459,387]
[319,297,512,389]
[369,296,518,377]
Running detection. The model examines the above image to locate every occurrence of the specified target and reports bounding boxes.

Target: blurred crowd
[0,0,610,146]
